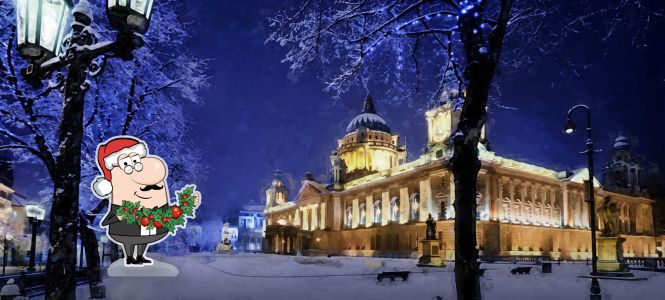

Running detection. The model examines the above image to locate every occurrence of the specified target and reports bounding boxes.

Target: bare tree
[0,0,208,298]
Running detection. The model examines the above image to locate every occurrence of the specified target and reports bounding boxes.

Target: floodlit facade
[264,94,662,260]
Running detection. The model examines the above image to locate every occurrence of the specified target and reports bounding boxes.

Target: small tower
[425,89,486,149]
[602,135,644,193]
[330,151,346,191]
[265,170,288,207]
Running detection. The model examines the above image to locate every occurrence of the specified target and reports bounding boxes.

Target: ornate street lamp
[25,204,46,272]
[15,0,73,63]
[2,233,14,275]
[564,104,601,300]
[12,0,156,297]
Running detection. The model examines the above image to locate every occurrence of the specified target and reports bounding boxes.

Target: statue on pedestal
[426,214,436,240]
[597,197,619,237]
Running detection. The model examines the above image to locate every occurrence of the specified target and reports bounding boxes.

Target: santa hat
[92,136,148,197]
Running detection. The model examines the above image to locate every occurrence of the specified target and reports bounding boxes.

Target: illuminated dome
[346,95,391,134]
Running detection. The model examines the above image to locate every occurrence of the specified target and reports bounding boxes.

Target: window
[374,200,382,224]
[410,193,420,221]
[390,196,400,222]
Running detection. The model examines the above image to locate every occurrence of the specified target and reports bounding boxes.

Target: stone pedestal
[597,236,629,273]
[418,239,445,267]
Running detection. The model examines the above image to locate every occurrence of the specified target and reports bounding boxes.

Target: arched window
[513,199,522,223]
[410,193,420,221]
[359,203,366,226]
[534,200,543,226]
[501,197,511,223]
[524,200,532,224]
[374,200,382,224]
[390,196,400,222]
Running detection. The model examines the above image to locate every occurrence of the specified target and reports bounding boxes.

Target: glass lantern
[106,0,155,34]
[15,0,73,62]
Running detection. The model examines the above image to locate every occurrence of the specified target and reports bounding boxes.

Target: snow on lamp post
[15,0,73,64]
[564,104,601,300]
[12,0,155,297]
[25,204,45,272]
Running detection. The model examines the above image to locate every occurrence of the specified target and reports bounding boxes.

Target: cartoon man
[91,136,200,266]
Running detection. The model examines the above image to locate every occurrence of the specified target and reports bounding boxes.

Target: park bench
[376,271,410,282]
[510,266,532,275]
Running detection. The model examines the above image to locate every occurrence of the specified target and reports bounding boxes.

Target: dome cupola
[346,95,391,134]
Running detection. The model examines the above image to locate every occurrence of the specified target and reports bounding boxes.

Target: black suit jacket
[102,204,169,236]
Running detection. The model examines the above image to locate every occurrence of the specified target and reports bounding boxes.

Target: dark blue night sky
[179,0,665,220]
[12,1,664,221]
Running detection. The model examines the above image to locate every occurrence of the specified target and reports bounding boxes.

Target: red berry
[183,201,189,207]
[122,206,128,212]
[133,208,138,213]
[140,217,150,227]
[148,214,153,219]
[153,220,164,229]
[171,206,183,219]
[183,194,189,199]
[162,217,169,222]
[135,215,140,220]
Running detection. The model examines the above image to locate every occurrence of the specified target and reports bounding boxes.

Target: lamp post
[2,233,14,275]
[25,205,46,272]
[12,0,155,297]
[564,104,601,300]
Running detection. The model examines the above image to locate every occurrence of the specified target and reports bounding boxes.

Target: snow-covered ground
[75,253,665,300]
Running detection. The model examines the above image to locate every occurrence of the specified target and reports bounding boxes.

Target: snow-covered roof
[346,95,391,133]
[346,113,391,133]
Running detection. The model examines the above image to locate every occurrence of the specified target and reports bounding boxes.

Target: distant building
[264,93,661,260]
[237,203,264,252]
[221,222,238,249]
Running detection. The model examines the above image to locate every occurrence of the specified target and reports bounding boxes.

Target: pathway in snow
[74,253,665,300]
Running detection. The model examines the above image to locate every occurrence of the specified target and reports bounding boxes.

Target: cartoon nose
[130,157,166,185]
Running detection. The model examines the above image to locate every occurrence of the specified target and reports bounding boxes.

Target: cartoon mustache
[140,184,164,192]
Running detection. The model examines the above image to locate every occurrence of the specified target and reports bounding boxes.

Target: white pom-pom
[92,177,112,197]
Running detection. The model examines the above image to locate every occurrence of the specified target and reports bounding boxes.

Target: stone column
[400,187,410,224]
[302,208,309,231]
[352,198,359,228]
[483,174,491,221]
[581,191,588,229]
[320,202,327,229]
[497,177,504,221]
[561,185,569,227]
[419,178,432,222]
[312,205,319,230]
[365,195,374,227]
[520,182,527,223]
[333,195,342,230]
[447,174,456,219]
[509,180,515,223]
[382,191,390,226]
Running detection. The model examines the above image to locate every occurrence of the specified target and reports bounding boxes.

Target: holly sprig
[115,185,198,233]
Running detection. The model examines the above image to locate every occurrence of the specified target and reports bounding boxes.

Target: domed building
[263,93,659,261]
[332,95,406,184]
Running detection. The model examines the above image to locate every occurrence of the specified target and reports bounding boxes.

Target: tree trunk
[44,59,88,300]
[452,2,513,299]
[79,211,105,299]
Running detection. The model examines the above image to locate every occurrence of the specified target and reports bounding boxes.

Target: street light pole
[28,218,42,272]
[2,233,7,275]
[564,104,601,300]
